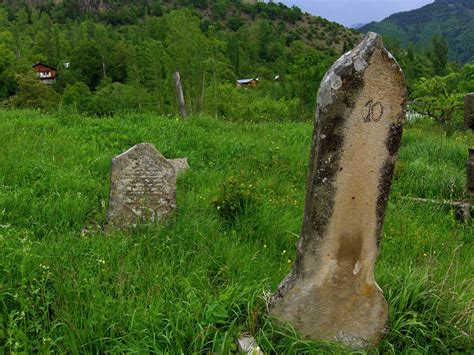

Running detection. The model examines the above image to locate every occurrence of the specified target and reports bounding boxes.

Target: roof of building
[32,62,57,71]
[236,78,258,84]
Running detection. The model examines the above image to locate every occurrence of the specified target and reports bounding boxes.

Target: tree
[164,10,211,114]
[287,42,335,116]
[411,75,463,125]
[0,44,17,100]
[430,35,449,76]
[8,73,59,110]
[62,82,92,113]
[72,39,103,89]
[136,39,172,112]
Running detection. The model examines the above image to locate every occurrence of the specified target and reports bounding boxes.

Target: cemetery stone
[106,143,188,229]
[269,32,407,348]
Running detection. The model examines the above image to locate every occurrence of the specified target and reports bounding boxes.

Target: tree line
[0,2,344,120]
[0,1,472,124]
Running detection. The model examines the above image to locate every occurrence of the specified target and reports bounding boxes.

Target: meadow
[0,109,472,353]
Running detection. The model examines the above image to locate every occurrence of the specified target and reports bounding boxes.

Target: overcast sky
[280,0,434,27]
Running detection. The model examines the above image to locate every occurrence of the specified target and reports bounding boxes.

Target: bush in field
[206,83,300,121]
[7,74,60,111]
[90,82,155,116]
[62,82,93,114]
[411,76,463,125]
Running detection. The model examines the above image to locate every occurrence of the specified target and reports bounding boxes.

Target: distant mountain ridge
[361,0,474,63]
[350,23,366,29]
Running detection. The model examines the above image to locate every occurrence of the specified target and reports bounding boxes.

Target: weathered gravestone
[106,143,188,229]
[269,32,407,347]
[465,93,474,130]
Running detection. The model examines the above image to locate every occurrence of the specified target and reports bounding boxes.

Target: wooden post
[467,148,474,199]
[173,72,187,119]
[200,71,206,113]
[464,93,474,130]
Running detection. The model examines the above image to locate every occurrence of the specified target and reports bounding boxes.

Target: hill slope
[0,0,361,54]
[0,0,362,119]
[361,0,474,63]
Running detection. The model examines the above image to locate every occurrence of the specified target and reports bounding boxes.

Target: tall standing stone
[106,143,187,229]
[465,93,474,130]
[269,32,407,347]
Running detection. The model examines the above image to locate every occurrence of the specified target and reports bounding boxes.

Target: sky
[280,0,434,27]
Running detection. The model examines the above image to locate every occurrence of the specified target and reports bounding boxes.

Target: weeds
[0,110,472,352]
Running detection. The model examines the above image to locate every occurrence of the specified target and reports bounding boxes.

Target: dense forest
[0,0,361,119]
[0,0,472,124]
[362,0,474,64]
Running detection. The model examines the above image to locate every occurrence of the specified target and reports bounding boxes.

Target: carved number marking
[364,100,384,123]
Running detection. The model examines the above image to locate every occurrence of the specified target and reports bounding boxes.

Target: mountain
[361,0,474,63]
[350,23,366,29]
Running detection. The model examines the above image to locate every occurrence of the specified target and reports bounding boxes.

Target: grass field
[0,109,472,353]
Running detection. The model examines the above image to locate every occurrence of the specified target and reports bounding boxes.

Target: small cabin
[32,63,57,84]
[236,78,259,88]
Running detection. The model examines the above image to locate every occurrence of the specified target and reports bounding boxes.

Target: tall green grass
[0,110,472,353]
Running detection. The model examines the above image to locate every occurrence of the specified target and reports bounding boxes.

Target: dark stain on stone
[375,120,405,247]
[336,233,362,266]
[299,72,365,267]
[372,48,407,248]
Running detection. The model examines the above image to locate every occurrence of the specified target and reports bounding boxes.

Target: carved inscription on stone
[364,100,384,123]
[106,143,181,228]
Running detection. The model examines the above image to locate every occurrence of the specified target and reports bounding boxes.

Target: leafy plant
[411,75,464,126]
[212,176,259,226]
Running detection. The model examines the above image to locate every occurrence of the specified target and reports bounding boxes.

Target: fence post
[173,72,187,119]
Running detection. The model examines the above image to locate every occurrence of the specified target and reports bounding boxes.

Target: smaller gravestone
[106,143,188,229]
[465,93,474,130]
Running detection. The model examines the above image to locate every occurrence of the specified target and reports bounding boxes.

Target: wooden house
[32,63,57,84]
[236,78,259,88]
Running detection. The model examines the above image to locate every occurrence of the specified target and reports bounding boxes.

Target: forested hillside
[361,0,474,64]
[0,0,360,119]
[1,0,472,125]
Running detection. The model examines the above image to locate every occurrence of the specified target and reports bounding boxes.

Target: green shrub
[212,176,259,227]
[90,82,155,116]
[62,82,93,114]
[205,83,300,122]
[6,74,60,111]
